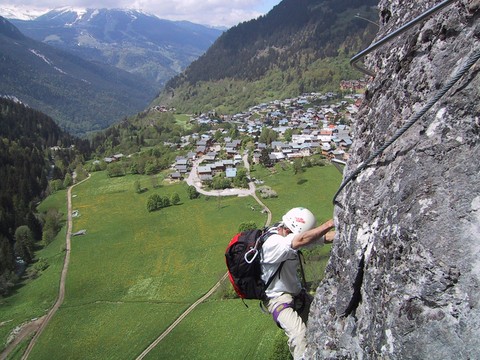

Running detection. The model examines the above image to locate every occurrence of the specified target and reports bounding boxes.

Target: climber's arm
[291,219,335,249]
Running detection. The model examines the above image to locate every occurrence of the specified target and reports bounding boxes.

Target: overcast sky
[1,0,283,27]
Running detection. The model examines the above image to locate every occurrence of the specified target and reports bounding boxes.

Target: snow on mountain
[0,5,47,20]
[10,8,223,88]
[29,48,68,74]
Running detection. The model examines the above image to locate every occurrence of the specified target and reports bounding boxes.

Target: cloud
[2,0,279,27]
[143,1,265,27]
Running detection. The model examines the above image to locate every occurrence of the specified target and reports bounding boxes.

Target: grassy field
[1,163,341,359]
[250,163,341,222]
[174,114,192,130]
[0,190,68,355]
[144,300,280,360]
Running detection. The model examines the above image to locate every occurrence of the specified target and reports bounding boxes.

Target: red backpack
[225,228,284,301]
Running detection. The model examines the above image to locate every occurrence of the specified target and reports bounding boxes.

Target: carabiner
[244,248,258,264]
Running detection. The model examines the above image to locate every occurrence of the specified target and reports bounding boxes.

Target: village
[169,90,362,184]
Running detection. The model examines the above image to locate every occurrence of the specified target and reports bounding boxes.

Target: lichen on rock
[305,1,480,358]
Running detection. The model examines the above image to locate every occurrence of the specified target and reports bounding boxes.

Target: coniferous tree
[171,193,180,205]
[14,225,34,263]
[187,186,200,200]
[0,98,90,285]
[259,148,272,167]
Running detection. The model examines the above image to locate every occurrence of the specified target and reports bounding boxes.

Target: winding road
[186,152,272,224]
[3,154,270,359]
[136,152,272,359]
[0,176,89,360]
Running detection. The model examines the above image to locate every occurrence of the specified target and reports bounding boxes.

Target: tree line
[165,0,378,88]
[0,98,90,295]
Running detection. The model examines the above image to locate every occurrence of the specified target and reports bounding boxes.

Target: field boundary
[18,176,90,360]
[135,155,272,359]
[136,272,228,360]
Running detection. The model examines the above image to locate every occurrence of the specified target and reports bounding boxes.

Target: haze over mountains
[155,0,379,114]
[9,8,223,87]
[0,0,378,136]
[0,8,222,135]
[0,16,158,135]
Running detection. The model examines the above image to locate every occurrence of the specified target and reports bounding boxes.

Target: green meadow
[1,164,341,359]
[0,190,69,356]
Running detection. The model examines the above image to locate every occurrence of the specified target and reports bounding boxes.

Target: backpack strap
[297,250,307,289]
[244,228,275,264]
[264,261,285,289]
[260,227,285,295]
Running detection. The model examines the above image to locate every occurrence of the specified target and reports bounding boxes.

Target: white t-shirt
[260,232,302,298]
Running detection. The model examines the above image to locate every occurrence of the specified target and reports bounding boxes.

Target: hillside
[9,8,223,89]
[0,159,341,359]
[306,0,480,358]
[154,0,379,114]
[0,97,89,295]
[0,16,158,136]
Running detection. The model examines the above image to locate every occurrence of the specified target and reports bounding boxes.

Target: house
[196,145,207,156]
[287,152,303,159]
[257,143,267,150]
[252,153,261,164]
[175,158,188,166]
[231,139,242,148]
[271,141,288,151]
[203,152,217,163]
[175,164,188,174]
[269,152,286,163]
[226,168,237,178]
[234,154,243,165]
[334,125,351,138]
[222,160,235,168]
[197,165,213,181]
[339,138,353,148]
[170,172,182,180]
[186,152,196,161]
[331,149,346,160]
[210,162,226,175]
[196,139,208,147]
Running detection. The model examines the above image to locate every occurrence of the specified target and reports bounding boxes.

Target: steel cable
[333,48,480,205]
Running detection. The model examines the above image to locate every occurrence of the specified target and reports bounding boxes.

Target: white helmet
[282,207,316,234]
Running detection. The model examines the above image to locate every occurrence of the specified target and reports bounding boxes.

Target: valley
[0,159,341,359]
[2,0,478,357]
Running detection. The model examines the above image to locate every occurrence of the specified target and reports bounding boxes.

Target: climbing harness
[333,48,480,205]
[272,302,293,327]
[260,250,309,326]
[266,289,310,328]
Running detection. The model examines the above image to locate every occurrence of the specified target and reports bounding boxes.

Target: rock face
[305,1,480,358]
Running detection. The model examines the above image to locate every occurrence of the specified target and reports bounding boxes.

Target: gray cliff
[305,0,480,358]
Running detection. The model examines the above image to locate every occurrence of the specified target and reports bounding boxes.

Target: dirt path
[0,176,90,360]
[135,273,229,360]
[3,155,269,359]
[0,317,45,360]
[136,153,272,358]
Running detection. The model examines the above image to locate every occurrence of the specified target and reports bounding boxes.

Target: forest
[0,98,90,295]
[157,0,378,115]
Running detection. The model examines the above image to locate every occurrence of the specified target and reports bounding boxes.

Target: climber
[260,207,335,360]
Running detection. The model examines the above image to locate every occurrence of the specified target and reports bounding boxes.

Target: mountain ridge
[9,8,223,88]
[154,0,379,114]
[0,16,158,136]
